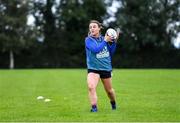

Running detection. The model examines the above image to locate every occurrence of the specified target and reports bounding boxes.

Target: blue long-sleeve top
[85,35,116,71]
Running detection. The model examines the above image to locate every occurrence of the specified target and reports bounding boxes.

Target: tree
[0,0,30,69]
[31,0,70,67]
[56,0,107,67]
[30,0,108,67]
[115,0,180,51]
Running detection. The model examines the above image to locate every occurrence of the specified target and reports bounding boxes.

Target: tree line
[0,0,180,69]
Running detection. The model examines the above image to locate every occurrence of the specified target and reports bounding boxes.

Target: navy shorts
[88,69,112,79]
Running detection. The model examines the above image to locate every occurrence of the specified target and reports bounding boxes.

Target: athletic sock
[110,101,116,110]
[92,105,97,109]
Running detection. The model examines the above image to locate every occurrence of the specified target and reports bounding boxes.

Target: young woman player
[85,20,119,112]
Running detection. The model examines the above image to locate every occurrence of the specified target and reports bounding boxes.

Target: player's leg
[87,72,100,112]
[101,77,116,110]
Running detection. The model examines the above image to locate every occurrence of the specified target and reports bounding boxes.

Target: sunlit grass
[0,69,179,121]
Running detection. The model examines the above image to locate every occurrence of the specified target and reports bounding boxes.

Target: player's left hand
[105,34,114,42]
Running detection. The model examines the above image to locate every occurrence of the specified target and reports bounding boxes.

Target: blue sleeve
[107,42,117,57]
[85,37,107,53]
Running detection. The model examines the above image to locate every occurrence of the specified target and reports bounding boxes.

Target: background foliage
[0,0,180,68]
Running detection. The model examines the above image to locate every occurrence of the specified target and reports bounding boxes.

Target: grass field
[0,69,180,122]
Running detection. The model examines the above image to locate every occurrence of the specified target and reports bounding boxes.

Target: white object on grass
[37,96,44,100]
[44,98,51,102]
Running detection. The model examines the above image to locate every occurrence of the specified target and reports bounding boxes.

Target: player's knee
[107,88,114,95]
[88,85,96,92]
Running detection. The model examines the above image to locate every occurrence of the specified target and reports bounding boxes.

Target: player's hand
[104,34,113,42]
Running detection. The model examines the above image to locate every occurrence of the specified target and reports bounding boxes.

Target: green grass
[0,69,180,122]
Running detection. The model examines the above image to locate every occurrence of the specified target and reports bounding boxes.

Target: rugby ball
[106,28,117,40]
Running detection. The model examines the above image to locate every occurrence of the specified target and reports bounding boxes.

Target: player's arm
[107,28,120,55]
[85,37,107,53]
[108,42,116,56]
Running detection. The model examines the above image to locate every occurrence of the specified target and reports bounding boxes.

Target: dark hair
[88,20,103,36]
[89,20,103,29]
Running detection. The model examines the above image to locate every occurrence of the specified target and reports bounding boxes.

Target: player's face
[89,23,100,37]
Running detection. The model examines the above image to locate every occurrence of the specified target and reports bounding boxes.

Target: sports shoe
[112,104,116,110]
[90,108,98,112]
[110,101,116,110]
[90,105,97,112]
